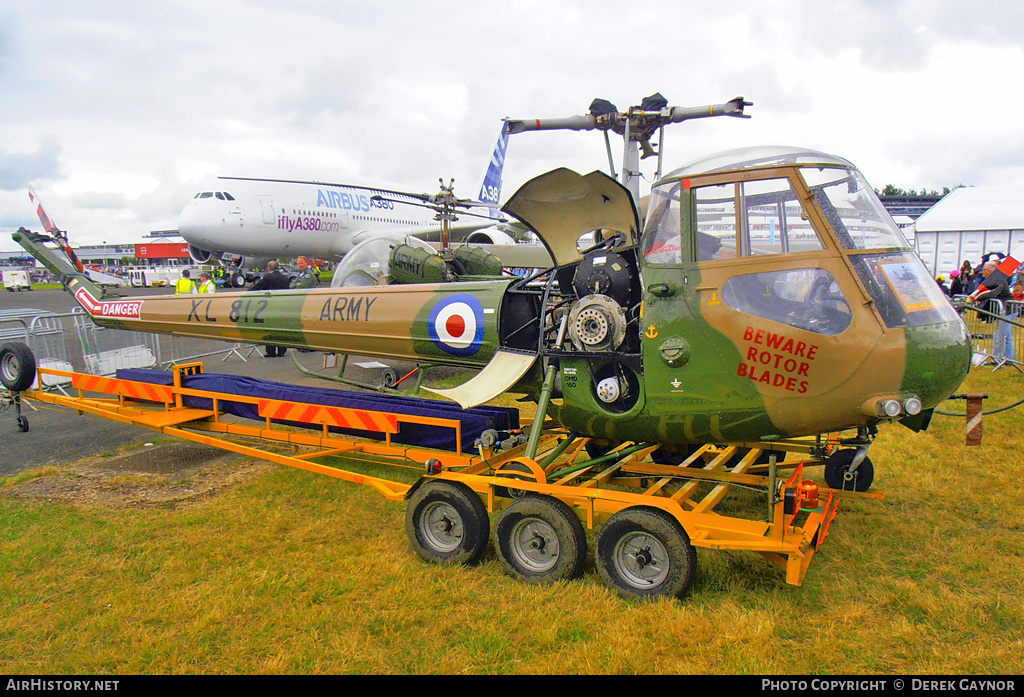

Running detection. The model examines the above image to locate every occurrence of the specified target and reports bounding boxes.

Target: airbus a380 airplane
[179,129,517,268]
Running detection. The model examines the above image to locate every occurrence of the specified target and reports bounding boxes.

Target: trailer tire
[824,450,874,492]
[596,507,697,600]
[0,342,36,392]
[406,480,490,566]
[495,495,586,584]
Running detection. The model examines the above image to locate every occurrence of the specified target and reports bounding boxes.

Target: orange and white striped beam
[257,399,399,434]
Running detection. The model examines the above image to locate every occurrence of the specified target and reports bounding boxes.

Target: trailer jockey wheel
[824,450,874,492]
[380,367,399,389]
[0,342,36,393]
[596,507,697,600]
[17,415,29,433]
[405,481,490,566]
[495,496,586,584]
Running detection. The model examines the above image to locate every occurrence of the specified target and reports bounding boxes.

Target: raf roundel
[428,295,486,356]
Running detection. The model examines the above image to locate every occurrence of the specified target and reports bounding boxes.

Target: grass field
[1,367,1022,675]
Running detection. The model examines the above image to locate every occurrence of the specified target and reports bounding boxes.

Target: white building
[912,185,1024,277]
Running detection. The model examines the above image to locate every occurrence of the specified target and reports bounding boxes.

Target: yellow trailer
[3,354,869,600]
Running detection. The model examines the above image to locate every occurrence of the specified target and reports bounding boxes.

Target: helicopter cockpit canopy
[651,146,913,252]
[330,233,435,287]
[642,146,956,333]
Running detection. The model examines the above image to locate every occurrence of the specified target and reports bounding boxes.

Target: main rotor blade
[217,176,428,203]
[370,195,509,222]
[218,176,497,210]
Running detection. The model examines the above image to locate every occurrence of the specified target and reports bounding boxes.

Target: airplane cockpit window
[722,268,853,336]
[215,192,225,200]
[199,192,213,199]
[800,168,911,251]
[223,192,235,201]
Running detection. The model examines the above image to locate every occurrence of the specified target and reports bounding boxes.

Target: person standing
[249,261,291,357]
[197,271,217,294]
[974,260,1016,366]
[174,269,195,294]
[949,270,965,296]
[290,256,318,289]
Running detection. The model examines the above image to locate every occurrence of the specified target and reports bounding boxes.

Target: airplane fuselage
[178,180,442,262]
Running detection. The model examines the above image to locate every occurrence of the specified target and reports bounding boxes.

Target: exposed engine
[566,294,627,352]
[498,237,643,413]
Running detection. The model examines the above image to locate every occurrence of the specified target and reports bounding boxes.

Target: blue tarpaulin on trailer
[115,369,520,452]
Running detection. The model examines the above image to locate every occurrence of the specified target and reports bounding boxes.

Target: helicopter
[5,96,972,494]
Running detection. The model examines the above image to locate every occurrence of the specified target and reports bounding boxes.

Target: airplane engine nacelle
[188,244,213,264]
[235,256,272,271]
[465,228,517,246]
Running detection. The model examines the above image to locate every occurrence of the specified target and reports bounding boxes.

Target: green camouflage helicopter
[5,97,971,493]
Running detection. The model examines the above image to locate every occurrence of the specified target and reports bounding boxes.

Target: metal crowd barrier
[155,332,258,367]
[1,309,255,392]
[954,295,1023,370]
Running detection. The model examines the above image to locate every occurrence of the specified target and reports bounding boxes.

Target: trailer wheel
[495,496,586,584]
[596,507,697,600]
[824,450,874,492]
[17,415,29,432]
[0,342,36,392]
[406,480,490,566]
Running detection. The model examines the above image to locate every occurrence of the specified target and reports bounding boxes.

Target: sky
[3,0,1024,251]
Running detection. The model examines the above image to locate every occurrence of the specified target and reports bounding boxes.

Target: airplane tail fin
[475,125,509,219]
[28,188,84,273]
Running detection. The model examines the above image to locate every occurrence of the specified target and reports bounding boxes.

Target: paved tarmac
[0,286,423,476]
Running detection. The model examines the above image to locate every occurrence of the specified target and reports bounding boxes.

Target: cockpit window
[223,192,235,201]
[642,183,683,264]
[800,167,911,251]
[723,268,852,335]
[850,252,961,328]
[642,176,825,264]
[215,192,225,200]
[695,178,823,262]
[695,183,738,260]
[743,178,825,255]
[199,192,213,199]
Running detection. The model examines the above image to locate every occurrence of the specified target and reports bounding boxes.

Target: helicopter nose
[900,318,972,410]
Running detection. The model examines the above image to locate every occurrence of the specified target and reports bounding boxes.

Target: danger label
[75,287,143,320]
[736,326,819,393]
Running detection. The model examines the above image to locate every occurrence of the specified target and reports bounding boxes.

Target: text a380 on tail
[178,128,520,270]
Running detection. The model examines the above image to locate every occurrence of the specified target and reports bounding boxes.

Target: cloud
[0,140,62,191]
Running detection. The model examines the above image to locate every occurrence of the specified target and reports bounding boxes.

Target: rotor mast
[504,95,751,216]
